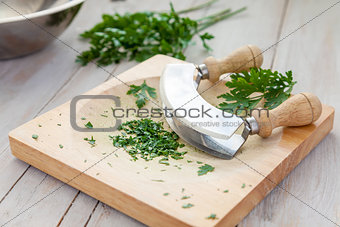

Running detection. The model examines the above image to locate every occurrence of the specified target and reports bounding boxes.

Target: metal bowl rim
[0,0,85,24]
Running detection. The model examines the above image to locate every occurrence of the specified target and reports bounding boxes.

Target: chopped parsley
[187,160,193,163]
[81,117,86,120]
[206,214,218,220]
[111,118,186,161]
[32,134,39,140]
[241,183,246,188]
[84,136,96,147]
[152,179,164,182]
[196,161,203,164]
[57,123,61,126]
[197,164,214,176]
[59,144,64,149]
[163,193,169,196]
[223,189,229,193]
[182,203,194,209]
[181,196,190,200]
[85,121,93,129]
[159,159,170,166]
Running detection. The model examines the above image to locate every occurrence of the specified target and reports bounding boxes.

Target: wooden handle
[252,93,322,137]
[203,45,263,82]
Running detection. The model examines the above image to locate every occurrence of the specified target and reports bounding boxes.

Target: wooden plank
[7,55,334,227]
[58,192,98,227]
[239,0,340,226]
[86,203,144,227]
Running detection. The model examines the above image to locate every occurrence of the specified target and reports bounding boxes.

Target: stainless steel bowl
[0,0,85,59]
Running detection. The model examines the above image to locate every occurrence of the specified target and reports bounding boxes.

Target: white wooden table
[1,0,339,226]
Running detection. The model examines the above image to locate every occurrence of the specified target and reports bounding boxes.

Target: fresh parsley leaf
[218,68,297,113]
[85,121,93,129]
[199,32,214,51]
[198,164,215,176]
[127,80,156,108]
[182,203,194,208]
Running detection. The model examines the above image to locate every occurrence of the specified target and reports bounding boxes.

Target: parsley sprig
[218,68,297,112]
[127,81,156,108]
[110,119,186,161]
[76,3,246,65]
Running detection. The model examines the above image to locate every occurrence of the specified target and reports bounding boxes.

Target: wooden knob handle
[203,45,263,82]
[252,93,322,137]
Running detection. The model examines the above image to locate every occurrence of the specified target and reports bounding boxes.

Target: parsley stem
[196,8,231,22]
[197,7,247,32]
[177,0,219,14]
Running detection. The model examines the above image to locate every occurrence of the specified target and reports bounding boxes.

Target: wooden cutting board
[9,55,334,227]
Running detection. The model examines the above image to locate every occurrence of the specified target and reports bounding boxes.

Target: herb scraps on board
[110,118,186,161]
[181,195,190,200]
[206,213,218,220]
[127,80,157,108]
[84,136,96,147]
[32,134,39,140]
[76,1,246,66]
[218,68,297,113]
[197,164,215,176]
[84,121,93,129]
[182,203,194,209]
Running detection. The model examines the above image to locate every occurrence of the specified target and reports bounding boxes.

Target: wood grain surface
[1,0,339,226]
[8,55,335,227]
